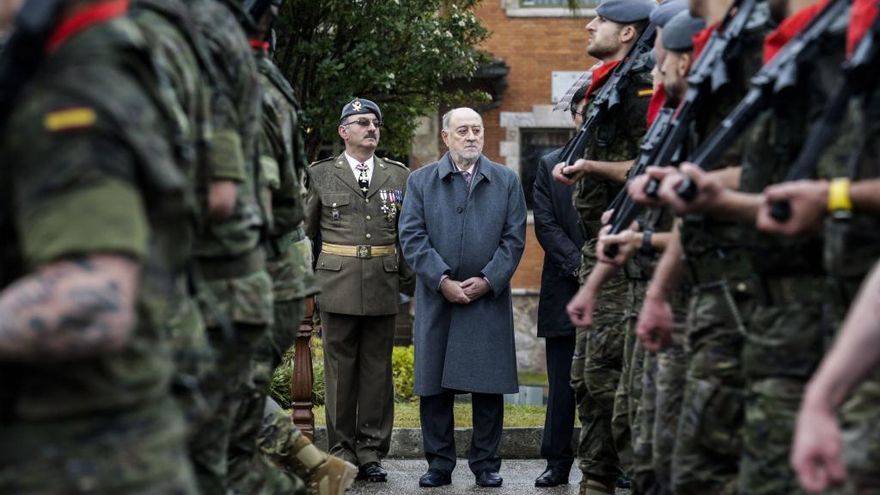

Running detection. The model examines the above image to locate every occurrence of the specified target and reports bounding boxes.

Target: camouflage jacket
[0,16,189,424]
[189,0,266,261]
[739,14,848,276]
[679,8,771,282]
[255,51,318,300]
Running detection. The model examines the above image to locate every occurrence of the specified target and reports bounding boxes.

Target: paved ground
[348,459,631,495]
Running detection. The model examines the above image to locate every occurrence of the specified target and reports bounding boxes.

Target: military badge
[380,189,402,223]
[352,100,363,112]
[331,202,341,222]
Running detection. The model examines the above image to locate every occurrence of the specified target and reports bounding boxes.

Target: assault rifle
[0,0,66,289]
[602,0,761,257]
[674,0,849,201]
[557,23,656,175]
[770,10,880,221]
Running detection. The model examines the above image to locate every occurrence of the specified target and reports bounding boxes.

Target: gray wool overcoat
[399,153,527,397]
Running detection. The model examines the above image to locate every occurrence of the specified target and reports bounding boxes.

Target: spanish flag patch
[44,107,96,132]
[638,89,654,97]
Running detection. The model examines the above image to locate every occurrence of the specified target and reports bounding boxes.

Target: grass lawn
[314,400,557,428]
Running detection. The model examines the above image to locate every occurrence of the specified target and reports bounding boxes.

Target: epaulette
[309,157,335,169]
[379,156,409,170]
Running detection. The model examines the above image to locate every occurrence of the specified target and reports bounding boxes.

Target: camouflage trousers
[828,278,880,495]
[611,280,647,482]
[191,269,273,495]
[228,297,307,494]
[650,298,687,495]
[577,269,630,485]
[739,275,827,495]
[672,281,752,495]
[164,282,215,439]
[0,397,198,494]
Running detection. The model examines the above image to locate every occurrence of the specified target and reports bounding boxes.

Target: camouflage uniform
[187,1,274,492]
[228,45,320,494]
[651,292,687,495]
[572,53,653,491]
[128,0,218,438]
[0,12,196,493]
[815,67,880,495]
[670,11,769,494]
[736,13,847,494]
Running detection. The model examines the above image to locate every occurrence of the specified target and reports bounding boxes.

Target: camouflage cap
[340,98,382,123]
[650,0,688,28]
[596,0,657,24]
[662,10,706,52]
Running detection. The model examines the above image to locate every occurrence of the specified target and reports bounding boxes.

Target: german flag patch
[44,107,96,132]
[637,89,654,98]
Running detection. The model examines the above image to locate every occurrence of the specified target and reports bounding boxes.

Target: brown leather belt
[322,242,395,259]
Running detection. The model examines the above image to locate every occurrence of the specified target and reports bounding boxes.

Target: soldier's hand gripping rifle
[603,0,760,258]
[556,23,656,177]
[673,0,850,202]
[769,9,880,221]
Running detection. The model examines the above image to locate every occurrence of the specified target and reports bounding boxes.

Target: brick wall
[474,1,596,290]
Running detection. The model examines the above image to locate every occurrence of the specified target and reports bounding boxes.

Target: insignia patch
[637,89,655,97]
[44,107,96,132]
[352,100,362,111]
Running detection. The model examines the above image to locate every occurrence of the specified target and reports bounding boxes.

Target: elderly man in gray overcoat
[399,107,527,489]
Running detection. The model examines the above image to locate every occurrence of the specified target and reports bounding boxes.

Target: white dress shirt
[344,153,375,183]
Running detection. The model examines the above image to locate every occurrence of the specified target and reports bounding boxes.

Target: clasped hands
[440,276,489,304]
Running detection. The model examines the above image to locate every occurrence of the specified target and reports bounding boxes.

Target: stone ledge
[313,427,577,459]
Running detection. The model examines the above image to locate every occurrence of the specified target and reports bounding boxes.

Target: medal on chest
[380,189,402,223]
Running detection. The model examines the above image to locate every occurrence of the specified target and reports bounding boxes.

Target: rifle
[557,23,656,175]
[674,0,850,201]
[0,0,66,289]
[770,11,880,221]
[602,0,761,257]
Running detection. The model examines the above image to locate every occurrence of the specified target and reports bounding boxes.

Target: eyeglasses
[342,118,383,128]
[454,126,483,137]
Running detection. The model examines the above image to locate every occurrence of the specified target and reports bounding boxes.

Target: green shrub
[392,345,415,402]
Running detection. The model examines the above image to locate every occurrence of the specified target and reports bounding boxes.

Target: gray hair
[441,107,482,131]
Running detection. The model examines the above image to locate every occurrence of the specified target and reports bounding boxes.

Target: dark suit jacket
[532,148,585,338]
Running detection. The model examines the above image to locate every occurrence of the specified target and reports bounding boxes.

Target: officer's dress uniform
[305,142,410,468]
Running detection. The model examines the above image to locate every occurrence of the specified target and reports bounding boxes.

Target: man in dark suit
[531,86,588,488]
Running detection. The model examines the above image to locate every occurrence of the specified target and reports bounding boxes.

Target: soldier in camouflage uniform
[239,2,358,494]
[759,2,880,491]
[0,1,198,492]
[185,0,275,492]
[627,2,770,493]
[647,0,847,492]
[128,0,220,439]
[552,1,655,493]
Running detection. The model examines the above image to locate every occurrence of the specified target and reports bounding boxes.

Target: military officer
[0,0,198,491]
[305,98,411,482]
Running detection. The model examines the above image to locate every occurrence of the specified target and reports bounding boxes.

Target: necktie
[356,162,369,196]
[462,170,472,186]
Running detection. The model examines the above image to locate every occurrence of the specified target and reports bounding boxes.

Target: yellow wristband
[827,178,853,212]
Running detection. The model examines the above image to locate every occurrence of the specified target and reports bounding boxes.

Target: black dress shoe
[535,467,569,487]
[356,462,387,482]
[475,470,503,487]
[419,469,452,487]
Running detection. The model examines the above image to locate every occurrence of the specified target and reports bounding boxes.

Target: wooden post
[290,297,316,440]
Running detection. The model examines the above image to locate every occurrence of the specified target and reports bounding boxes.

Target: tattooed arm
[0,255,140,362]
